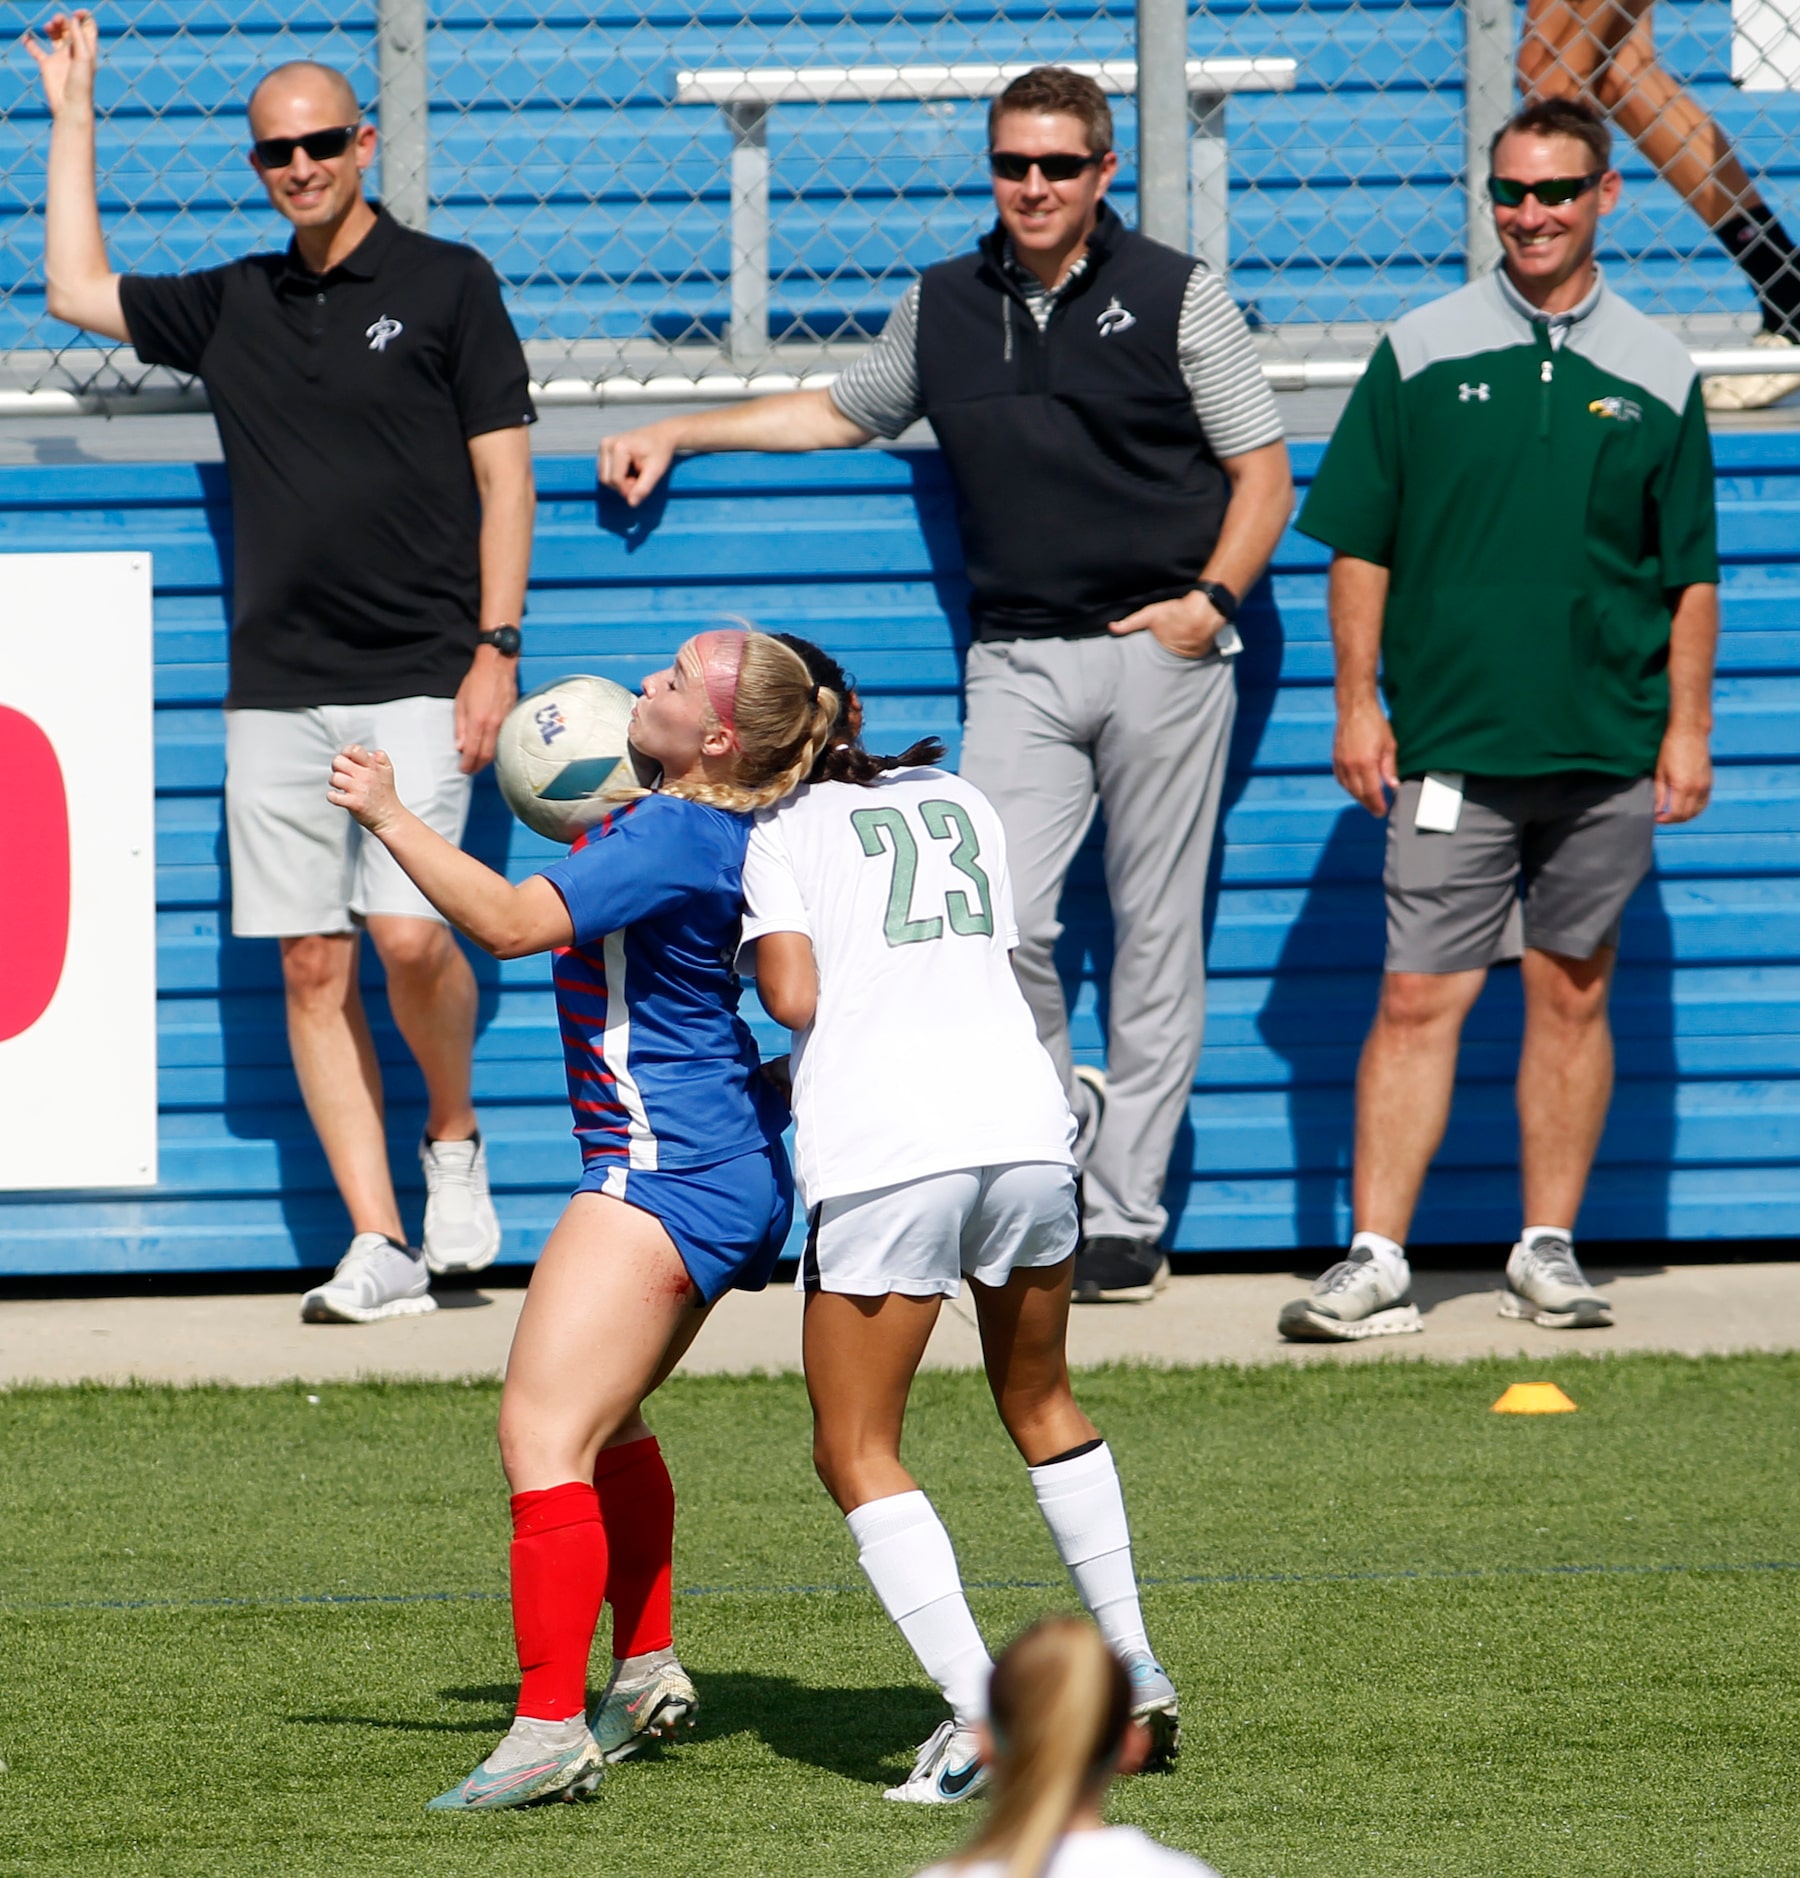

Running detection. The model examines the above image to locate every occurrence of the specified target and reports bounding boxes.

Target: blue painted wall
[2,0,1798,356]
[0,435,1796,1273]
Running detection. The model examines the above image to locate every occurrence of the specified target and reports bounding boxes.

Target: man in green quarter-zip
[1279,95,1719,1343]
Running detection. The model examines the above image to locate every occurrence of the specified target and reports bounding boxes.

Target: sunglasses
[988,150,1103,183]
[251,124,361,169]
[1487,170,1605,208]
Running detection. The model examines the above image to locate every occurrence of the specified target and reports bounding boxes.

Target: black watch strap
[1195,580,1239,624]
[478,625,521,655]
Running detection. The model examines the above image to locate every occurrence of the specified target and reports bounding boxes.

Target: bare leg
[499,1193,704,1491]
[970,1261,1097,1465]
[366,914,479,1143]
[803,1290,941,1512]
[1352,968,1488,1243]
[1517,945,1617,1227]
[281,931,405,1242]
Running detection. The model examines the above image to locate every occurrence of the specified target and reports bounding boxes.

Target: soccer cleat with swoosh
[882,1718,989,1804]
[425,1726,605,1811]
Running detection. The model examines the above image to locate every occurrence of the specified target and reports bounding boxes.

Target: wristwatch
[1194,581,1239,624]
[477,625,521,656]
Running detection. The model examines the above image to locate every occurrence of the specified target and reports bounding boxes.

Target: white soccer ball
[495,674,639,842]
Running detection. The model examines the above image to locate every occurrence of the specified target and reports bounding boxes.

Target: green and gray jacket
[1299,268,1718,779]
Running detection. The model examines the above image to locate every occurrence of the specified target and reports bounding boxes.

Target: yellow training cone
[1492,1381,1577,1414]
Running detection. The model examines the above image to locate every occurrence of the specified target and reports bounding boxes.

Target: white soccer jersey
[740,766,1075,1207]
[913,1825,1222,1878]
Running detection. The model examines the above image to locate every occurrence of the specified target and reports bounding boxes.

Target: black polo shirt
[120,206,535,709]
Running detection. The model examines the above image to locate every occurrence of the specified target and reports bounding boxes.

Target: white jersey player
[741,636,1179,1805]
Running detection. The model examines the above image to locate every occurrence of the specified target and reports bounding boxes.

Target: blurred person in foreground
[600,66,1293,1305]
[911,1617,1221,1878]
[25,15,536,1321]
[1280,96,1718,1342]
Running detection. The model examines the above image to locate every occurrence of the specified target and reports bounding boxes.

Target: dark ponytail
[772,632,946,786]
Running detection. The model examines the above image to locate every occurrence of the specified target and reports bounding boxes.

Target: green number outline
[919,799,995,936]
[851,806,943,946]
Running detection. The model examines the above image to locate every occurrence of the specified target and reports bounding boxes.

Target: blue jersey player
[329,628,836,1810]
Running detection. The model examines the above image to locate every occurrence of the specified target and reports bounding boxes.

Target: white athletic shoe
[1277,1246,1423,1342]
[1122,1653,1181,1769]
[420,1133,501,1276]
[882,1718,988,1804]
[1500,1233,1613,1329]
[301,1232,436,1325]
[1702,330,1800,412]
[589,1655,698,1762]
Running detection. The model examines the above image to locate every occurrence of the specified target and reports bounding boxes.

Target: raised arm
[23,11,128,341]
[597,389,874,509]
[328,744,573,958]
[456,424,535,775]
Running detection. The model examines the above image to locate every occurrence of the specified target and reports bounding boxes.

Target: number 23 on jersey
[851,799,995,946]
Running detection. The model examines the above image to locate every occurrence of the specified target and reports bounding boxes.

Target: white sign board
[0,553,157,1189]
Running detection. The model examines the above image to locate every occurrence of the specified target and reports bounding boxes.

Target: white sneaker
[1277,1245,1423,1341]
[420,1132,501,1275]
[1702,330,1800,412]
[301,1232,436,1325]
[882,1718,988,1804]
[1500,1233,1612,1329]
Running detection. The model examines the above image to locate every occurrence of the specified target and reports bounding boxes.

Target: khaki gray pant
[959,631,1237,1244]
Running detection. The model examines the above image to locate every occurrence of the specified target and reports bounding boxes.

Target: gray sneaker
[420,1132,501,1276]
[1122,1653,1180,1769]
[1500,1233,1612,1329]
[1277,1246,1423,1341]
[301,1232,436,1324]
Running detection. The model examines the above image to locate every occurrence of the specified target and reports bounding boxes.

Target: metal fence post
[1463,0,1514,278]
[725,102,771,368]
[1188,91,1229,278]
[1137,0,1190,246]
[377,0,430,230]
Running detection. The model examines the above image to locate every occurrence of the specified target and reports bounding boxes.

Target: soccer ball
[495,674,639,842]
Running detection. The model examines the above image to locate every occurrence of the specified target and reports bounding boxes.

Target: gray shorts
[224,698,470,937]
[1384,772,1655,974]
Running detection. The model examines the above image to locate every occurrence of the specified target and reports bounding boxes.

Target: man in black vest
[601,67,1292,1302]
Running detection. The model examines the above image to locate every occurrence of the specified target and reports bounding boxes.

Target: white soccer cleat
[589,1656,698,1762]
[301,1232,436,1325]
[1277,1246,1423,1342]
[1702,330,1800,412]
[1122,1653,1181,1769]
[1500,1233,1612,1329]
[420,1132,501,1276]
[882,1718,989,1804]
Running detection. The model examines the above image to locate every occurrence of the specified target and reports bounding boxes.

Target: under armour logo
[1096,297,1136,337]
[366,315,404,352]
[1458,380,1490,402]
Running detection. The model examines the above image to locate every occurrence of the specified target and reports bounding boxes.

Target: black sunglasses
[1487,170,1605,208]
[251,124,361,169]
[988,150,1103,183]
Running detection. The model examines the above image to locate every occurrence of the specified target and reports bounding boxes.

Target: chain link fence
[2,0,1800,402]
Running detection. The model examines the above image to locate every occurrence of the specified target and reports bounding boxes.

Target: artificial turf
[1,1352,1796,1876]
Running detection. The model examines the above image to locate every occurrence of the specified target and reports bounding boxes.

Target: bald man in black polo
[29,14,537,1322]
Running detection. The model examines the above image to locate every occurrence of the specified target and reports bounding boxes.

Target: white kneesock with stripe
[1029,1442,1153,1661]
[847,1490,993,1724]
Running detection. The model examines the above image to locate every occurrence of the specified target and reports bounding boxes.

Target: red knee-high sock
[592,1436,675,1657]
[510,1481,608,1720]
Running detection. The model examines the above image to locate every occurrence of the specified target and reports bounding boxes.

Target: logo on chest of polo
[1458,380,1491,402]
[366,315,404,352]
[1588,394,1643,423]
[1096,297,1136,337]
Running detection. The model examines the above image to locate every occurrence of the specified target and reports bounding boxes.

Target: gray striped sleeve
[1178,267,1285,458]
[828,282,925,438]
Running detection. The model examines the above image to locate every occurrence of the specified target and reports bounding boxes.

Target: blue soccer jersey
[538,793,778,1173]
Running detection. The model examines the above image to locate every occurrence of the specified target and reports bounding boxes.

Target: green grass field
[2,1352,1797,1877]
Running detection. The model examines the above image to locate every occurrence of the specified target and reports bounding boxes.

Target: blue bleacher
[3,0,1800,352]
[0,432,1797,1273]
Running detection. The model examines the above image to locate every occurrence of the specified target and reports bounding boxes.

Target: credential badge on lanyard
[1414,772,1465,833]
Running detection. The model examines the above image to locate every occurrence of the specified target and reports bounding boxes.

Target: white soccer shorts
[799,1161,1078,1299]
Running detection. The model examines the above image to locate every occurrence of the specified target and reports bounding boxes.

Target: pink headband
[692,629,747,735]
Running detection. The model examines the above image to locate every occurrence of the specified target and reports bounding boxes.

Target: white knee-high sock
[1028,1442,1153,1661]
[846,1490,993,1724]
